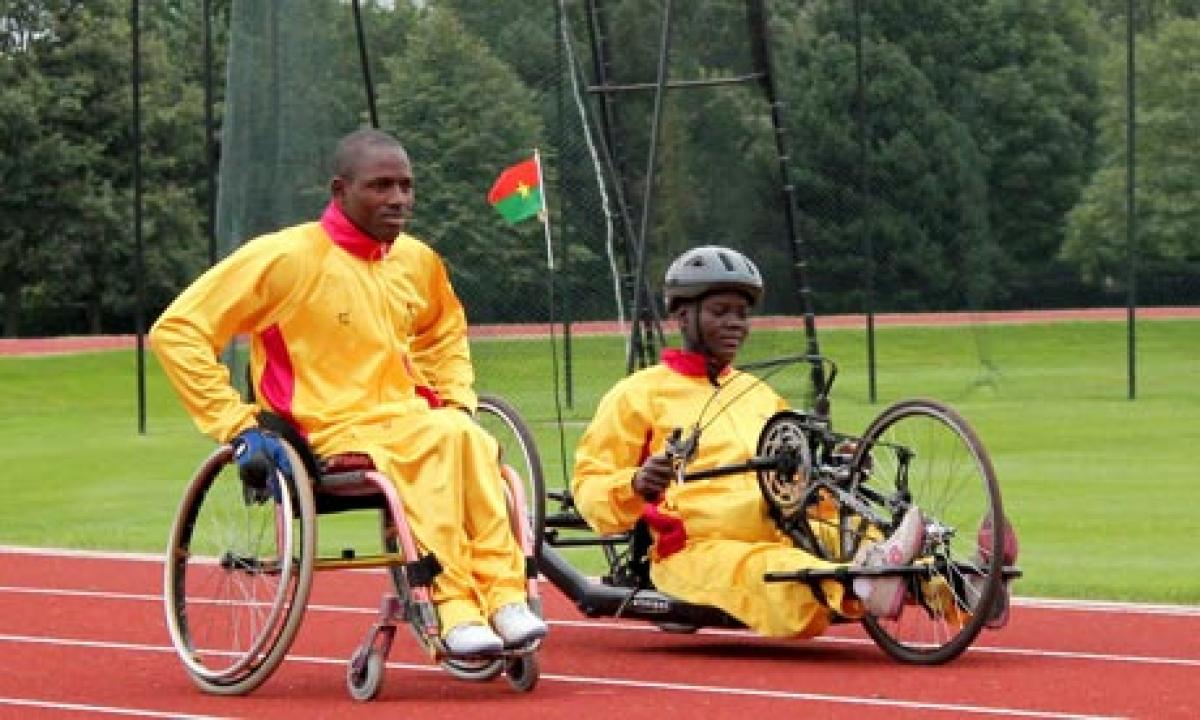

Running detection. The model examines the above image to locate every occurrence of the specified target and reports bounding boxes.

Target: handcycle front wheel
[163,443,317,694]
[853,398,1006,665]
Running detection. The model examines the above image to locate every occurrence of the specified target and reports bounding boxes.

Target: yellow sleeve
[149,233,304,442]
[571,376,654,535]
[408,246,476,412]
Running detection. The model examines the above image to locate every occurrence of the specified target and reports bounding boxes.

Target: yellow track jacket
[151,201,526,632]
[573,349,857,637]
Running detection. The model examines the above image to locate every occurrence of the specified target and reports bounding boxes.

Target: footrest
[765,562,1024,584]
[768,565,936,583]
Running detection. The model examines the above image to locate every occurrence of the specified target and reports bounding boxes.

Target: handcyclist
[571,245,927,638]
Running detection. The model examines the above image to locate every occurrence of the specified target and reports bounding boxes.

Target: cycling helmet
[663,245,764,312]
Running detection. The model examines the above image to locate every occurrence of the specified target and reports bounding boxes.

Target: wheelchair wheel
[163,443,317,694]
[477,394,546,558]
[441,656,506,682]
[505,654,540,693]
[346,646,385,701]
[853,398,1005,665]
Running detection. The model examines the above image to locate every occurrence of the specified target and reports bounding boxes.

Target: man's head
[330,128,413,242]
[663,245,764,367]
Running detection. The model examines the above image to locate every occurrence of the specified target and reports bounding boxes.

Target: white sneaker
[852,508,926,619]
[490,603,548,647]
[444,622,503,656]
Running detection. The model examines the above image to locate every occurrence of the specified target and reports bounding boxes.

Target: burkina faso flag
[487,157,543,224]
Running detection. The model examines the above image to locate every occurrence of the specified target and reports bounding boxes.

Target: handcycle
[523,354,1022,665]
[162,395,544,700]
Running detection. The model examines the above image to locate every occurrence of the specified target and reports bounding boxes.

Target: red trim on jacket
[259,324,303,435]
[642,500,687,558]
[636,426,688,559]
[401,355,444,409]
[320,201,443,410]
[320,200,390,261]
[661,348,733,379]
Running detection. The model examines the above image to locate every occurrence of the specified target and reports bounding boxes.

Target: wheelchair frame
[530,356,1022,665]
[163,395,542,700]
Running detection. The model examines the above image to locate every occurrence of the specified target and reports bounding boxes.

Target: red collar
[320,200,391,261]
[661,348,731,379]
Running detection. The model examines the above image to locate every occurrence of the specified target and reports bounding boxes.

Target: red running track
[0,547,1197,719]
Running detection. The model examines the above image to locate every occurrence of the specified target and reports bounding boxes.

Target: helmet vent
[717,252,735,271]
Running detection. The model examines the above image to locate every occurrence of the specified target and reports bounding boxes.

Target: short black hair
[332,128,407,179]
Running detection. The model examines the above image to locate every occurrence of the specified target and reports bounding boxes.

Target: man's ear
[330,175,345,198]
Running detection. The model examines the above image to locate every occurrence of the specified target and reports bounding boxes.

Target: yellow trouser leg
[366,410,525,634]
[651,538,856,638]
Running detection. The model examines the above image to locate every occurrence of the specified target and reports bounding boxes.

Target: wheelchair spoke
[164,444,316,694]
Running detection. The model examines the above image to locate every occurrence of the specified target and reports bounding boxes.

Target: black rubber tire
[346,647,385,701]
[163,443,316,694]
[854,398,1005,665]
[477,394,547,560]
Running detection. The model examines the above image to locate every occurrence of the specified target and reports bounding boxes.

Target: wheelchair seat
[256,412,396,514]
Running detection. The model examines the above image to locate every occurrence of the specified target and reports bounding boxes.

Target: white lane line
[0,545,164,563]
[545,619,1200,667]
[3,544,1198,618]
[531,673,1123,720]
[1,584,1196,668]
[0,633,1120,720]
[1013,597,1200,617]
[0,697,232,719]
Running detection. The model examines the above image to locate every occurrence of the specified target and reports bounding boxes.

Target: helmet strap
[681,300,723,387]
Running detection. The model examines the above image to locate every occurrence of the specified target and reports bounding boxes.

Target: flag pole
[531,149,571,484]
[534,149,554,270]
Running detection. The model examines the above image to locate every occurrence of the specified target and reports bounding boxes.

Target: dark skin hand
[632,452,675,501]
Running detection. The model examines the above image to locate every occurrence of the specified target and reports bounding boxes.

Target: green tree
[1086,0,1200,32]
[822,0,1103,308]
[376,6,545,322]
[1063,18,1200,283]
[0,2,68,336]
[0,0,214,335]
[770,5,992,312]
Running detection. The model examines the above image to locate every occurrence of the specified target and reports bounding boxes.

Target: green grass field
[1,317,1197,604]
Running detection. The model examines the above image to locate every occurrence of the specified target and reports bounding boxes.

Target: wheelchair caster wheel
[441,656,505,682]
[504,654,539,693]
[346,647,385,701]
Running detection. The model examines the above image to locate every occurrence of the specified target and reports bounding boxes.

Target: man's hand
[231,428,293,501]
[632,453,674,501]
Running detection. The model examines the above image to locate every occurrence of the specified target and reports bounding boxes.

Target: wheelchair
[534,355,1022,665]
[162,395,543,700]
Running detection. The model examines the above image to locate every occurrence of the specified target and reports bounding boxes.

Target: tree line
[1,0,1197,336]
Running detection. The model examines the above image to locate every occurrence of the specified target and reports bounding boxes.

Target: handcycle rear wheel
[163,443,316,694]
[853,398,1005,665]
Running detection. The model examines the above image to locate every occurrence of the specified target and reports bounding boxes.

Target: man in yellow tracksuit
[151,128,546,656]
[572,246,924,638]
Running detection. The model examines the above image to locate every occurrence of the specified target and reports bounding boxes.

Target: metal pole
[747,0,826,403]
[626,0,674,374]
[352,0,379,128]
[1125,0,1137,400]
[131,0,146,434]
[202,0,217,265]
[854,0,875,404]
[555,0,574,408]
